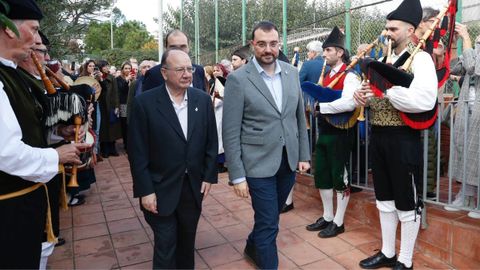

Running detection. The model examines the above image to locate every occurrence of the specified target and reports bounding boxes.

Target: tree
[37,0,113,59]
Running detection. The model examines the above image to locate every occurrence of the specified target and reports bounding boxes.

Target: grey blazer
[222,60,310,180]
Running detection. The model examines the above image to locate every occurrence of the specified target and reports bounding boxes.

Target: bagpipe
[360,0,457,130]
[31,53,98,187]
[301,30,387,129]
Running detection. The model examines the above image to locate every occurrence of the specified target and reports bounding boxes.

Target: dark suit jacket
[142,63,206,92]
[128,85,218,216]
[299,56,328,83]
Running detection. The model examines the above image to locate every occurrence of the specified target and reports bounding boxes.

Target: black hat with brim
[386,0,422,28]
[1,0,43,20]
[322,26,345,50]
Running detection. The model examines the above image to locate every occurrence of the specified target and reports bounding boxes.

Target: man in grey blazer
[222,21,310,269]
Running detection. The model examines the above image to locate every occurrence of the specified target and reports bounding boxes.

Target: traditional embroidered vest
[0,64,49,195]
[322,63,347,90]
[369,43,417,127]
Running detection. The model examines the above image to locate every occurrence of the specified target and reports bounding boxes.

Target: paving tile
[332,249,369,270]
[204,212,241,228]
[73,235,113,257]
[47,258,74,269]
[451,223,480,261]
[101,191,128,202]
[280,241,327,266]
[108,217,143,234]
[195,229,227,249]
[102,198,133,211]
[338,226,380,247]
[73,222,109,241]
[301,257,346,269]
[111,229,149,249]
[49,242,73,262]
[413,251,453,269]
[75,249,118,269]
[202,204,230,217]
[278,251,298,269]
[290,226,354,257]
[197,243,243,267]
[121,260,152,269]
[197,216,215,232]
[115,242,153,267]
[222,198,253,212]
[208,184,231,195]
[211,191,243,204]
[217,223,251,242]
[105,207,137,222]
[279,212,310,229]
[97,183,125,193]
[202,194,219,206]
[232,208,255,225]
[212,259,256,270]
[72,211,106,227]
[277,230,306,249]
[195,250,209,269]
[72,203,103,216]
[59,216,72,230]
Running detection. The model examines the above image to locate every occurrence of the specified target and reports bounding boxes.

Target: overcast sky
[115,0,450,34]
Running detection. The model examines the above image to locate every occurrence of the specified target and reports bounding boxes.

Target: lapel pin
[195,107,198,112]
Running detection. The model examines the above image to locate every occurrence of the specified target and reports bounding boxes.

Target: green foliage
[0,0,19,37]
[36,0,112,58]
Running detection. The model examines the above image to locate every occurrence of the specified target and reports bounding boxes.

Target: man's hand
[298,161,310,173]
[233,181,249,198]
[141,193,158,214]
[56,143,91,164]
[353,81,374,107]
[201,182,212,199]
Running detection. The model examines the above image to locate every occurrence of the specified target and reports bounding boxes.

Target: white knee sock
[398,218,421,268]
[333,192,349,226]
[379,210,398,258]
[319,189,334,221]
[285,187,294,205]
[40,241,55,270]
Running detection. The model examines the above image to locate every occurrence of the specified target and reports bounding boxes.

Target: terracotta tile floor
[48,153,453,269]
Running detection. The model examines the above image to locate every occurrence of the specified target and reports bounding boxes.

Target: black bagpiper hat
[386,0,422,28]
[1,0,43,20]
[322,26,345,50]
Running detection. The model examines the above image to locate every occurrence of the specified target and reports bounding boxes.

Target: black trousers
[371,126,423,211]
[0,187,47,269]
[143,176,201,269]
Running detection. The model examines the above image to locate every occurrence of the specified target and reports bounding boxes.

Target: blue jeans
[246,150,295,269]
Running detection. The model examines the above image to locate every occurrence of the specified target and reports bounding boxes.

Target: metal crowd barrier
[303,97,480,228]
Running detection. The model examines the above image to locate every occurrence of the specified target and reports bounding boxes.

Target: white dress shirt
[252,57,283,112]
[166,85,188,139]
[319,64,360,114]
[385,49,437,113]
[0,58,59,183]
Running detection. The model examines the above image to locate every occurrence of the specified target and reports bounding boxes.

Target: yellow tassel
[58,165,68,211]
[41,184,58,244]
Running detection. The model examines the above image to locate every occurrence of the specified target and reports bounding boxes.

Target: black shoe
[281,203,294,213]
[68,196,85,207]
[101,153,109,158]
[243,242,258,267]
[55,237,66,247]
[306,217,332,231]
[359,251,397,269]
[426,192,437,200]
[318,222,345,238]
[351,186,363,193]
[393,261,413,270]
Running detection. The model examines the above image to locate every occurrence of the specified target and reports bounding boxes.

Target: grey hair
[422,7,439,21]
[306,40,323,53]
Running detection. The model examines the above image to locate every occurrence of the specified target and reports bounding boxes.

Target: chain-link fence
[196,0,480,66]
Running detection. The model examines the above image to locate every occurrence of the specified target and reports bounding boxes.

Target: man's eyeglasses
[34,48,48,56]
[163,66,196,75]
[253,41,279,50]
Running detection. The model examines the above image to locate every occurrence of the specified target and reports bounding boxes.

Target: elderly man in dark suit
[128,49,218,269]
[142,30,206,92]
[222,21,310,269]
